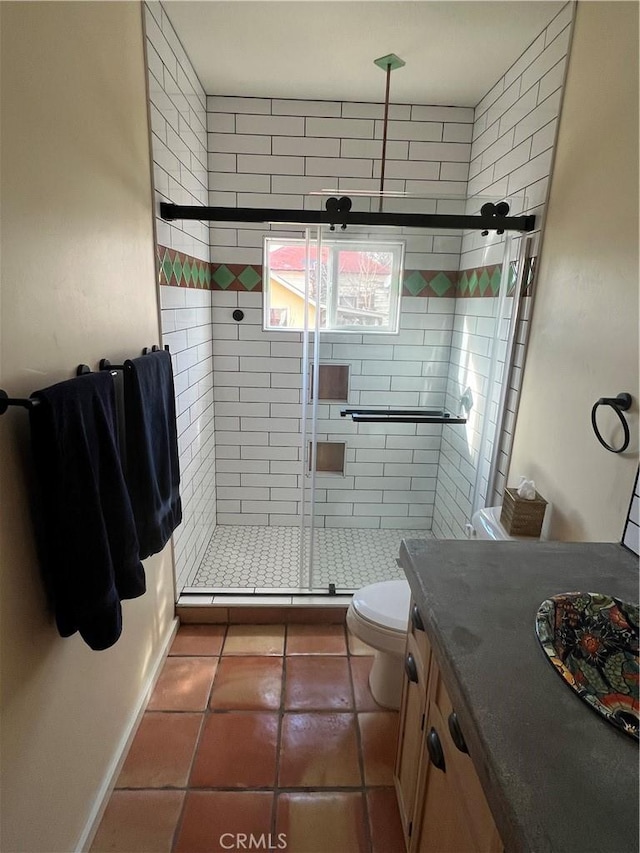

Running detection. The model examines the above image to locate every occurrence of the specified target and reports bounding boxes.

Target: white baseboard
[74,616,180,852]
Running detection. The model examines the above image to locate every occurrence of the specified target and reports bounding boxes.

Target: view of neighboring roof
[269,244,391,275]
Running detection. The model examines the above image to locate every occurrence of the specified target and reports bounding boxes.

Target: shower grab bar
[340,408,467,424]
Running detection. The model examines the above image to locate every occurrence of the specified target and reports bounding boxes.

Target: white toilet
[347,506,545,709]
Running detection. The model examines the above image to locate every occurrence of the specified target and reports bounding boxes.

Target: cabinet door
[413,698,477,853]
[435,680,503,853]
[394,631,430,847]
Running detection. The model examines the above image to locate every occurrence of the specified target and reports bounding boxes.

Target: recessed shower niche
[311,364,350,403]
[310,442,346,474]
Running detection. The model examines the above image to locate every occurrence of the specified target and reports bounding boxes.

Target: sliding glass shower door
[301,219,449,593]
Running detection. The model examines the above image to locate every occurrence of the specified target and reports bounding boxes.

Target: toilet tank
[470,505,551,540]
[471,506,513,540]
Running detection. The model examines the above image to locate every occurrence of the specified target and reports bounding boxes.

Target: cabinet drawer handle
[448,712,469,754]
[411,603,425,632]
[427,727,446,772]
[404,653,419,684]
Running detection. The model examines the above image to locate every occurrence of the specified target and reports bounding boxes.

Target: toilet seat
[351,579,411,633]
[347,604,407,658]
[347,579,411,708]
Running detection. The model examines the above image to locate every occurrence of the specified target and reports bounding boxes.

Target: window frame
[263,236,405,334]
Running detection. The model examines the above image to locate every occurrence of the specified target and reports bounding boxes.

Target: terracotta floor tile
[279,713,361,788]
[288,607,346,624]
[210,656,283,710]
[116,712,202,788]
[147,657,217,712]
[170,625,226,656]
[347,630,376,656]
[367,788,406,853]
[276,792,368,853]
[229,606,291,624]
[90,790,184,853]
[284,656,353,711]
[223,624,285,655]
[358,711,399,786]
[286,623,347,655]
[190,712,279,788]
[351,657,385,711]
[174,791,273,853]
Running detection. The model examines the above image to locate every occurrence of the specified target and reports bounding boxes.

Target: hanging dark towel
[123,349,182,558]
[29,371,146,650]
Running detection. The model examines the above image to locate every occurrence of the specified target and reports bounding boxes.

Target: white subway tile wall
[144,1,209,261]
[622,470,639,556]
[145,3,217,594]
[207,95,474,265]
[432,3,573,539]
[160,285,216,592]
[211,290,452,529]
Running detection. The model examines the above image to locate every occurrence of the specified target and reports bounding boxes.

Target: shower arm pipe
[159,202,536,233]
[485,236,533,506]
[378,61,392,212]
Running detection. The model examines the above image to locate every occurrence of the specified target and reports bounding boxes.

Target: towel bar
[340,407,467,425]
[100,347,170,371]
[0,351,170,416]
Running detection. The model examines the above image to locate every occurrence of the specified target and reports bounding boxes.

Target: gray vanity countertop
[399,539,639,853]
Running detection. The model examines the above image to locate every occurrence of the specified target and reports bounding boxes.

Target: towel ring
[591,392,632,453]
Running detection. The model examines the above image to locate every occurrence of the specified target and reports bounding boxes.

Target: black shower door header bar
[159,202,536,233]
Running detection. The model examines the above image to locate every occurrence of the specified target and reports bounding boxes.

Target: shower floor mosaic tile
[189,526,433,592]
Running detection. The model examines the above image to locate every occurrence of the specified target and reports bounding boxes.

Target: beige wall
[0,3,176,851]
[509,1,639,541]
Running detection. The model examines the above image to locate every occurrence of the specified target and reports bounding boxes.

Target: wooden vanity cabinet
[394,598,503,853]
[394,629,430,847]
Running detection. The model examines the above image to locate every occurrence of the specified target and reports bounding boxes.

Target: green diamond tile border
[211,263,263,292]
[402,270,455,297]
[212,264,235,289]
[237,265,262,291]
[457,264,503,298]
[155,250,534,300]
[157,246,213,290]
[156,249,266,292]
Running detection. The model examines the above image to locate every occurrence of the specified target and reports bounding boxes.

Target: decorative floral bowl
[535,592,639,740]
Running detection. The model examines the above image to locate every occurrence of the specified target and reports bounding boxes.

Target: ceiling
[162,1,564,106]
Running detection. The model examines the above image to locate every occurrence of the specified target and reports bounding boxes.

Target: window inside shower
[263,238,404,333]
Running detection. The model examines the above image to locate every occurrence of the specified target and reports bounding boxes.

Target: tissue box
[500,488,547,537]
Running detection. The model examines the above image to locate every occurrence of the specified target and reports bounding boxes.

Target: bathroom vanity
[394,540,639,853]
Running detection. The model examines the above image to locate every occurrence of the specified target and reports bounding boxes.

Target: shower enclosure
[184,191,525,596]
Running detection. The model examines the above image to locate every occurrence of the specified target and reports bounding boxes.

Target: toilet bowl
[348,506,546,709]
[347,579,411,709]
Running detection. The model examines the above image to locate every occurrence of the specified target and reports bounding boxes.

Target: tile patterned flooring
[91,623,406,853]
[191,525,432,591]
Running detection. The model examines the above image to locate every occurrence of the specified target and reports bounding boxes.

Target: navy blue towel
[29,371,146,650]
[123,350,182,559]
